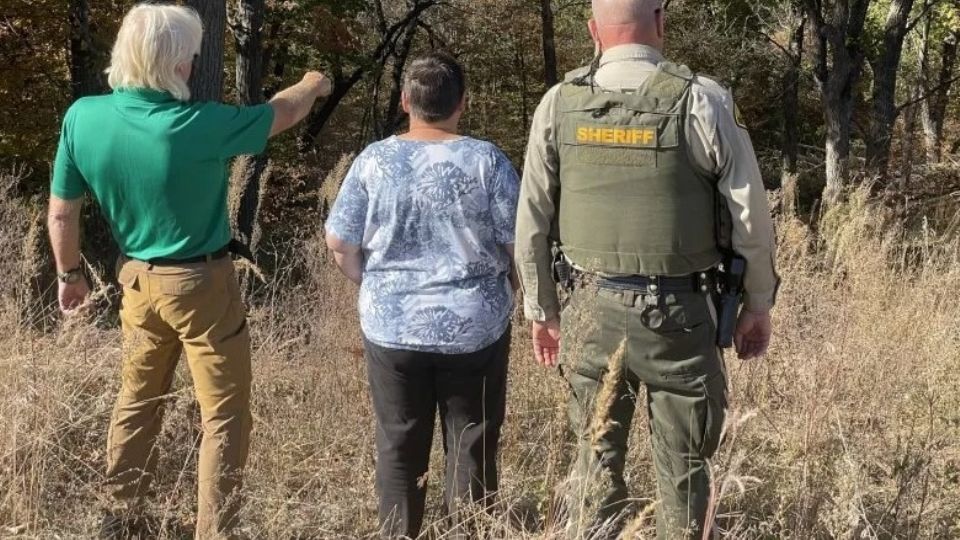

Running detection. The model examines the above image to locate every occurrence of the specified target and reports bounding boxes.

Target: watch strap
[58,267,84,284]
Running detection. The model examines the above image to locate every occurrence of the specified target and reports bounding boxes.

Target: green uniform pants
[106,257,252,539]
[559,282,727,540]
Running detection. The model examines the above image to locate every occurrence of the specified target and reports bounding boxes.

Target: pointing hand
[304,71,333,98]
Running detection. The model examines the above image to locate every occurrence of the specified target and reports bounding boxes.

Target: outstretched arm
[268,72,333,138]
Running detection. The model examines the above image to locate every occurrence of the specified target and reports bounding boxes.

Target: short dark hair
[403,52,466,123]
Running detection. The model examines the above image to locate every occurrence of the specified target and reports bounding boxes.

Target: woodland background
[1,0,960,538]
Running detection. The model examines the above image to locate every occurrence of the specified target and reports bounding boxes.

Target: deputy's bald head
[591,0,662,26]
[589,0,665,51]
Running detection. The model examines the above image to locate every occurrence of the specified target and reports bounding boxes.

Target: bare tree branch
[759,29,794,57]
[298,0,443,150]
[897,72,960,111]
[416,20,451,50]
[382,16,419,136]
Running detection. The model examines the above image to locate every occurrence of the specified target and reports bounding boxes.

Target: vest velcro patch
[575,125,659,148]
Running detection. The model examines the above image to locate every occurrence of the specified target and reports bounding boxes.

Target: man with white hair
[47,4,331,538]
[515,0,779,538]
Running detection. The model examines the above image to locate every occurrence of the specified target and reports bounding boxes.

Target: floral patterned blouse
[325,136,520,354]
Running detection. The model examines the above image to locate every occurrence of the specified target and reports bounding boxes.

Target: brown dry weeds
[1,180,959,539]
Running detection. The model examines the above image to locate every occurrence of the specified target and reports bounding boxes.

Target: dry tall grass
[1,173,958,538]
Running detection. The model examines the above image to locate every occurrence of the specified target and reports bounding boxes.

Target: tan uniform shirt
[516,44,780,321]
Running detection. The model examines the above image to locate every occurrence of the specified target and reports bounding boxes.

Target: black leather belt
[134,244,231,266]
[594,271,715,295]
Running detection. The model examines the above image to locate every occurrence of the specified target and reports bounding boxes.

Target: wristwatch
[57,267,85,284]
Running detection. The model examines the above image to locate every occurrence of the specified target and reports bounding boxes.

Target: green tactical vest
[555,61,725,276]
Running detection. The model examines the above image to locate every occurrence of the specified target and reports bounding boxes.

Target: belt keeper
[648,276,660,295]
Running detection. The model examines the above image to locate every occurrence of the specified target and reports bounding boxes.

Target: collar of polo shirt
[115,87,176,103]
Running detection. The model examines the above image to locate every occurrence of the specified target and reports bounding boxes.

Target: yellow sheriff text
[576,126,657,146]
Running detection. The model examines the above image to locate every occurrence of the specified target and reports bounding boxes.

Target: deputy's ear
[401,91,411,114]
[655,8,665,40]
[588,18,602,50]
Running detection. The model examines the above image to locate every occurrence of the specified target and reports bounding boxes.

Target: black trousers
[364,328,511,539]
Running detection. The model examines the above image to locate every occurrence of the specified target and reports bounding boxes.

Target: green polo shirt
[51,87,274,260]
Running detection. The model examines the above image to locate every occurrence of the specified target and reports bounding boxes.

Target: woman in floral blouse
[325,52,519,538]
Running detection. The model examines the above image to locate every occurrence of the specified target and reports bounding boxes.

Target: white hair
[592,0,663,25]
[106,4,203,102]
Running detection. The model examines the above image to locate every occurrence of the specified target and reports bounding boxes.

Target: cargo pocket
[698,372,728,458]
[559,285,604,374]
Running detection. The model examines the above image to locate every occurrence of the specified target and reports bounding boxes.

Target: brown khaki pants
[106,256,252,539]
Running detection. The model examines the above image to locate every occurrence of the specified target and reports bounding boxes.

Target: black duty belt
[134,244,231,266]
[592,271,715,295]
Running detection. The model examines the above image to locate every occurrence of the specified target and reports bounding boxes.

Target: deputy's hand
[734,309,772,360]
[532,318,561,368]
[58,278,91,314]
[304,71,333,98]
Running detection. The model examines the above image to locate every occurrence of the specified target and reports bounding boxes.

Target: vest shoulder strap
[557,61,697,116]
[563,65,593,84]
[635,62,694,109]
[657,61,695,81]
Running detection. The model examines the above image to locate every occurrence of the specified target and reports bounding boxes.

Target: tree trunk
[231,0,268,255]
[915,9,934,166]
[865,0,915,181]
[382,19,418,137]
[921,30,959,163]
[781,3,805,191]
[235,0,265,105]
[514,31,531,130]
[230,155,270,255]
[819,34,861,204]
[541,0,558,88]
[68,0,117,307]
[824,93,853,204]
[185,0,226,102]
[299,79,360,152]
[901,86,920,189]
[68,0,103,99]
[803,0,871,204]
